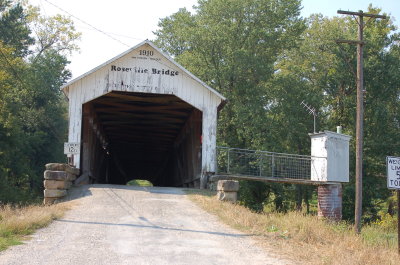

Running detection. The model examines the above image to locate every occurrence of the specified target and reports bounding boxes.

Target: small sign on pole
[386,156,400,254]
[387,156,400,189]
[64,142,80,155]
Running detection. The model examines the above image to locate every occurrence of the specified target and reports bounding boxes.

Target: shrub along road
[0,185,290,265]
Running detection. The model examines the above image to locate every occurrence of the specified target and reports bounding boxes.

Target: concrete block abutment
[217,180,239,203]
[43,163,79,205]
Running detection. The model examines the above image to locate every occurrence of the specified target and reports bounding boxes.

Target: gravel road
[0,185,291,265]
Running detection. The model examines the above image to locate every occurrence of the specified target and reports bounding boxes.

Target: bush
[372,211,397,232]
[238,180,269,212]
[126,179,153,187]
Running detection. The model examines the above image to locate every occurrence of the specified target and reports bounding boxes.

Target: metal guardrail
[216,147,325,181]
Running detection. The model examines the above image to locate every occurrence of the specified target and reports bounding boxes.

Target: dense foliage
[1,0,399,225]
[154,0,400,222]
[0,0,80,202]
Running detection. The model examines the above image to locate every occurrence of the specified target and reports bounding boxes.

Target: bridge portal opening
[80,91,202,187]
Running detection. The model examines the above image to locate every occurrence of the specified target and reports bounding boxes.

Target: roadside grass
[126,179,153,187]
[0,202,70,251]
[185,189,400,265]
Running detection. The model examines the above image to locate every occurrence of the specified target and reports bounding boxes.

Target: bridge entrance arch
[62,41,225,188]
[81,92,202,187]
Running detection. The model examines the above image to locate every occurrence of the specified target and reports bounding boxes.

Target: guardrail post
[271,154,275,178]
[259,154,262,176]
[227,149,230,174]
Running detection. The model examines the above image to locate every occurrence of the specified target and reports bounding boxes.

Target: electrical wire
[42,0,131,47]
[38,1,220,94]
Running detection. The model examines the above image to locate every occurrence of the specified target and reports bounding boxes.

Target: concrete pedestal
[217,180,239,203]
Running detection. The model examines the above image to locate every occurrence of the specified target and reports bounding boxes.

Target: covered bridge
[61,40,225,188]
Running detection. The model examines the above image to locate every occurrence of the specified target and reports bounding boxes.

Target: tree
[27,6,81,59]
[155,1,400,219]
[276,6,400,221]
[155,0,307,211]
[0,0,34,56]
[155,0,305,149]
[0,1,80,202]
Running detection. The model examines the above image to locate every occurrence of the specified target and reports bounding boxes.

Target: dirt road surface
[0,185,291,265]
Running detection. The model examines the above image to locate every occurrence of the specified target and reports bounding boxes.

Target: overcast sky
[30,0,400,79]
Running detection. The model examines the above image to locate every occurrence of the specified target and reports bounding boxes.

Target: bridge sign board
[64,142,80,155]
[387,156,400,189]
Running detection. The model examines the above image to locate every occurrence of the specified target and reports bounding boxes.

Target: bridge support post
[317,184,342,221]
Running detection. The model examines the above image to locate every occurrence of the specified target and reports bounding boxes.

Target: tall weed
[0,203,69,251]
[186,189,400,265]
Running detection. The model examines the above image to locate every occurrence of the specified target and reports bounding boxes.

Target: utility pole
[336,10,386,234]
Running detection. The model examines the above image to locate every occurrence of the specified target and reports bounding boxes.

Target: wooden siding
[66,42,223,187]
[172,109,202,187]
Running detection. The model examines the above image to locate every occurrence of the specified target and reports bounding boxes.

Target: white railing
[216,147,325,180]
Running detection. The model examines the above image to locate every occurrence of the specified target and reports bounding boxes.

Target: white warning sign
[64,142,80,155]
[387,156,400,189]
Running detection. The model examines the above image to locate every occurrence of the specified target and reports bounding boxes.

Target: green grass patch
[183,188,215,197]
[0,203,69,251]
[126,179,153,187]
[361,225,397,248]
[0,235,22,251]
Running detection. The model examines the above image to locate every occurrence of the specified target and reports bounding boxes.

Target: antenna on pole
[301,101,317,133]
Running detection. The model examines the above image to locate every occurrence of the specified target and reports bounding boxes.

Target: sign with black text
[387,156,400,189]
[64,142,80,155]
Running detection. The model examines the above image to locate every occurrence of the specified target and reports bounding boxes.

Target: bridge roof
[61,40,226,102]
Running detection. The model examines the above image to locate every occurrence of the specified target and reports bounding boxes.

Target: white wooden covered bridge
[58,40,351,220]
[61,40,226,188]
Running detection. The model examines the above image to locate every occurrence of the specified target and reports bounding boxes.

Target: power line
[76,24,144,41]
[98,31,144,41]
[39,0,48,17]
[39,1,214,92]
[42,0,131,47]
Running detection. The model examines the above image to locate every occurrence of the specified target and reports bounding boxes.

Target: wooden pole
[354,13,364,234]
[336,10,386,234]
[398,190,400,254]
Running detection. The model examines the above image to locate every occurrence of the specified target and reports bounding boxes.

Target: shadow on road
[66,184,189,200]
[55,219,253,238]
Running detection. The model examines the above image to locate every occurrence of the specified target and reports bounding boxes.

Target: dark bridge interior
[80,91,202,187]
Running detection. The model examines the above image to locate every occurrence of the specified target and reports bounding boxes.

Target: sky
[30,0,400,79]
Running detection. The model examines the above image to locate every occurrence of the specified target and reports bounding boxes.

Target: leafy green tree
[0,0,34,56]
[156,1,400,220]
[276,6,400,221]
[0,43,31,202]
[155,0,305,150]
[0,1,80,202]
[155,0,310,211]
[27,6,81,59]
